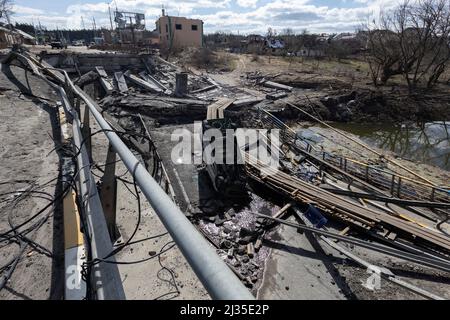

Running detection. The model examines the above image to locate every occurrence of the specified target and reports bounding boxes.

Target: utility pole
[38,19,45,44]
[32,18,38,45]
[129,16,135,46]
[92,17,97,39]
[81,16,87,46]
[108,5,113,31]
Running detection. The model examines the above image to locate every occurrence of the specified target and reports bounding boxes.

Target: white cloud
[9,0,408,33]
[12,5,45,15]
[67,3,110,14]
[236,0,258,8]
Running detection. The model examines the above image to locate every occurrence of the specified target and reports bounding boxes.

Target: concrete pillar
[175,72,188,97]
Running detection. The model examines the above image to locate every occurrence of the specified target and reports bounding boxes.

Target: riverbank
[293,122,450,186]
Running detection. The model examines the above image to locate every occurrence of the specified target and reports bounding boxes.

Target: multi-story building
[156,10,203,49]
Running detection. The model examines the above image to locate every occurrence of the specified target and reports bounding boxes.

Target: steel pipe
[4,51,126,299]
[74,87,254,300]
[26,54,253,300]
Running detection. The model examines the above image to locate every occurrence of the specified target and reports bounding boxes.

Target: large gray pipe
[40,61,254,300]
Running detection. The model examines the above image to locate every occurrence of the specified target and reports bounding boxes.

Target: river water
[331,122,450,171]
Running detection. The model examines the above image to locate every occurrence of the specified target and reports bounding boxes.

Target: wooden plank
[273,203,292,219]
[217,98,235,118]
[205,76,221,89]
[206,103,216,120]
[246,159,450,252]
[114,71,128,93]
[207,98,234,120]
[140,72,169,90]
[63,191,84,249]
[191,85,217,94]
[339,226,351,236]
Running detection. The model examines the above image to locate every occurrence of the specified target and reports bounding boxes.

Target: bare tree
[280,28,295,51]
[411,0,450,88]
[366,0,450,90]
[266,27,276,63]
[393,0,450,90]
[365,13,404,85]
[0,0,13,25]
[266,27,275,39]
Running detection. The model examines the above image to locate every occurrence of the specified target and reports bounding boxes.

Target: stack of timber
[245,156,450,254]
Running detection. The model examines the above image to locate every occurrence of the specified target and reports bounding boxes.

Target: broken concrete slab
[263,80,293,92]
[95,66,114,95]
[267,92,288,100]
[233,97,265,107]
[75,70,99,87]
[114,71,128,94]
[124,70,163,94]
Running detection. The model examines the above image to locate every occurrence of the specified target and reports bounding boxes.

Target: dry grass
[233,53,369,81]
[179,47,237,72]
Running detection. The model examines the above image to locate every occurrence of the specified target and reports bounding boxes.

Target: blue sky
[11,0,402,34]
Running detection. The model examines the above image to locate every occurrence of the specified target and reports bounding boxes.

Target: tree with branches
[0,0,13,25]
[366,0,450,91]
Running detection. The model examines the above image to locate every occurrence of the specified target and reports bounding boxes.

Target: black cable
[114,232,169,247]
[0,174,76,238]
[0,189,54,291]
[63,117,166,297]
[92,242,176,265]
[82,162,142,271]
[154,241,180,300]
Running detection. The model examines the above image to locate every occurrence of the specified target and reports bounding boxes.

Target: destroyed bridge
[0,47,449,300]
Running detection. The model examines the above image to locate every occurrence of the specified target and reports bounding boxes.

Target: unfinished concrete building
[156,10,203,49]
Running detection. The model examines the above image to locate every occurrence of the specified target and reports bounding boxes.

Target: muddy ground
[178,53,450,123]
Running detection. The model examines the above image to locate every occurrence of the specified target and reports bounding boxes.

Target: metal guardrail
[7,51,254,300]
[6,52,126,299]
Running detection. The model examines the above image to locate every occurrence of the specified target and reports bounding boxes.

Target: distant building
[331,32,365,54]
[264,38,285,55]
[334,32,356,41]
[156,9,203,49]
[117,29,144,44]
[142,30,159,46]
[114,10,145,45]
[265,38,284,49]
